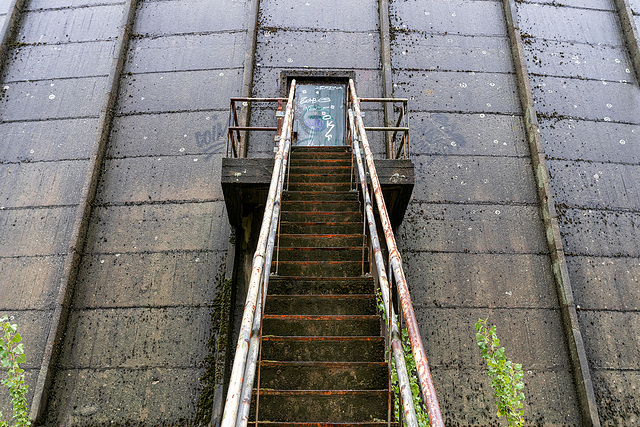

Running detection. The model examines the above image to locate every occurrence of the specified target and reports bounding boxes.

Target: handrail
[355,97,410,159]
[226,97,288,158]
[349,79,444,427]
[348,109,419,427]
[220,80,296,427]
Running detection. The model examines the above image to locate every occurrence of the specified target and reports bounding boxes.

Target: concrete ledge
[221,157,414,228]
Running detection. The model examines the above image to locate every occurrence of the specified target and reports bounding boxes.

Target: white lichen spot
[489,82,495,87]
[50,83,55,87]
[3,86,9,90]
[494,140,499,144]
[450,141,457,146]
[195,257,200,262]
[459,82,467,88]
[30,149,35,154]
[615,59,621,63]
[620,139,626,145]
[48,94,55,100]
[486,103,491,107]
[495,210,500,215]
[593,173,600,182]
[179,147,185,152]
[219,72,225,76]
[100,260,105,264]
[424,11,430,15]
[194,158,199,162]
[606,103,612,108]
[505,291,512,296]
[479,113,485,118]
[115,253,121,257]
[184,134,187,138]
[482,50,487,55]
[287,58,293,63]
[452,12,456,16]
[626,69,631,73]
[141,97,144,100]
[206,116,211,120]
[604,117,611,121]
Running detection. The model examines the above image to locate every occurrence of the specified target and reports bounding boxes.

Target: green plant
[376,293,430,427]
[475,318,525,427]
[0,315,31,427]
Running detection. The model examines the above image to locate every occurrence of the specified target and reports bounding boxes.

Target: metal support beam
[378,0,394,158]
[0,0,27,76]
[29,0,139,422]
[502,1,601,426]
[613,0,640,84]
[239,0,261,158]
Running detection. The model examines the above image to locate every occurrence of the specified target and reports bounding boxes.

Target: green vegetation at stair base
[0,315,32,427]
[475,318,525,427]
[375,292,430,427]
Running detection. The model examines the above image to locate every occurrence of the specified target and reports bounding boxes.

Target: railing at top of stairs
[220,79,297,427]
[348,79,444,427]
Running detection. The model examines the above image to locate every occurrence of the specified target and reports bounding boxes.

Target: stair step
[288,173,352,184]
[249,422,395,427]
[250,390,388,423]
[288,163,352,172]
[262,315,380,337]
[280,211,361,223]
[292,146,351,154]
[276,247,364,262]
[279,222,364,235]
[274,261,367,277]
[261,336,384,362]
[278,234,365,248]
[289,165,352,174]
[259,361,387,390]
[265,295,377,315]
[287,182,352,192]
[284,191,359,202]
[281,200,360,212]
[269,277,375,295]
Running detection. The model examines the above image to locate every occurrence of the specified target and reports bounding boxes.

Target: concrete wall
[0,0,639,425]
[518,0,640,424]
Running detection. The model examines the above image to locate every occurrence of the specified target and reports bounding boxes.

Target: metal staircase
[221,80,444,427]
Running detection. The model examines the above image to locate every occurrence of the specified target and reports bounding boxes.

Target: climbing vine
[0,315,31,427]
[475,318,525,427]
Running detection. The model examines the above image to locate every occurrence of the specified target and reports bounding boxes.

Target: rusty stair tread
[249,422,395,427]
[254,390,389,396]
[263,314,380,321]
[260,361,386,368]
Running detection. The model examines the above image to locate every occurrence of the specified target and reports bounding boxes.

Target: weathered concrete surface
[519,0,640,422]
[391,0,584,424]
[38,0,248,424]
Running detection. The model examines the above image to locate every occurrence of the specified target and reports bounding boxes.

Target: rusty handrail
[220,80,296,427]
[226,97,288,158]
[352,97,409,159]
[349,79,444,427]
[348,109,419,427]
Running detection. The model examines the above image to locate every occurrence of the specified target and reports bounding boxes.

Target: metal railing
[220,79,296,427]
[226,97,287,158]
[348,79,444,427]
[361,97,410,159]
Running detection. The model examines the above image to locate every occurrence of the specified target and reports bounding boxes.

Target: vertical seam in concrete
[29,0,139,422]
[379,0,393,158]
[239,0,260,158]
[613,0,640,85]
[502,1,601,426]
[0,0,27,79]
